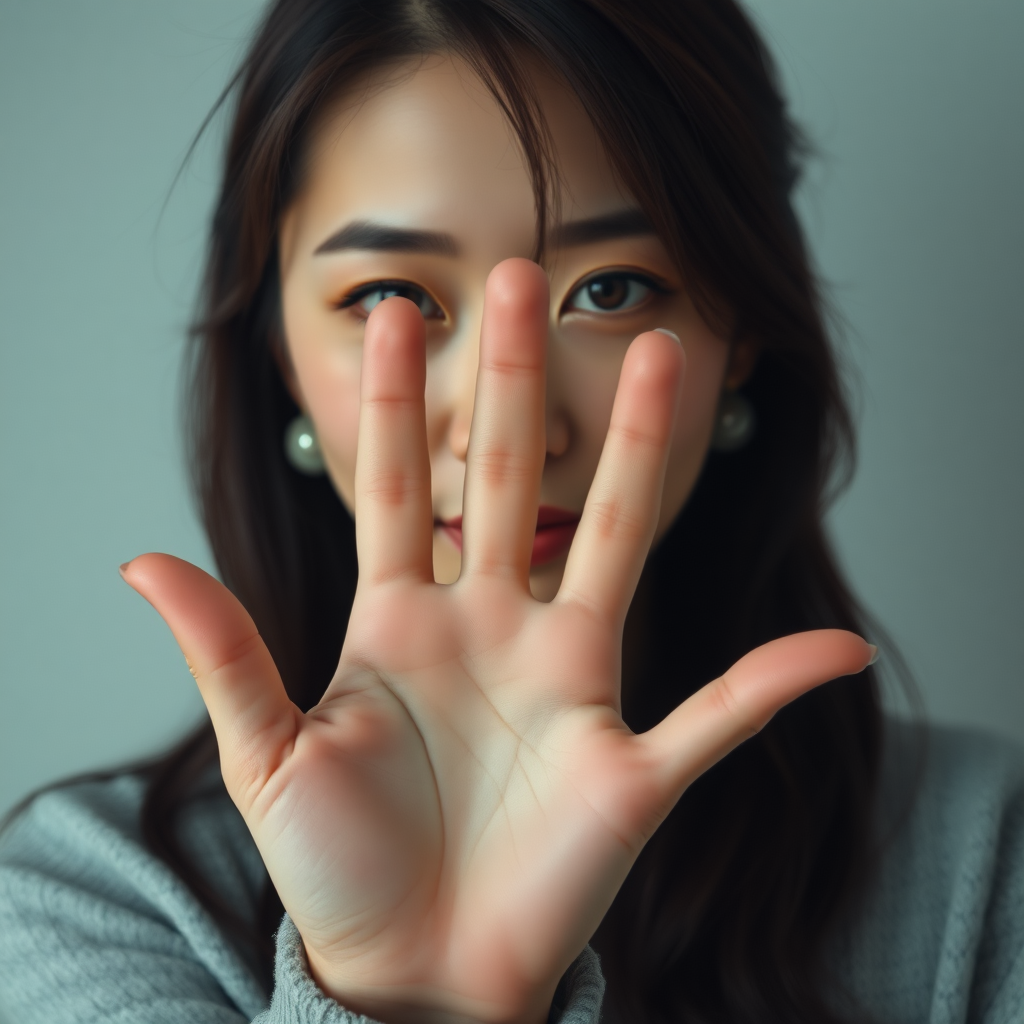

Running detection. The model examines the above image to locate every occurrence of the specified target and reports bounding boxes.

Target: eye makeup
[560,268,673,319]
[336,279,446,321]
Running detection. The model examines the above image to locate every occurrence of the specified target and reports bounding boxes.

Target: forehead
[283,54,629,262]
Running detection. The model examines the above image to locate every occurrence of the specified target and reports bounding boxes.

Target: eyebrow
[314,220,460,257]
[313,208,654,257]
[550,209,654,247]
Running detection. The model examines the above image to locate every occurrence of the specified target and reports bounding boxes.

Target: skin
[276,56,751,600]
[122,56,874,1024]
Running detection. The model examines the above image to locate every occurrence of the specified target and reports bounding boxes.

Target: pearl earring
[711,391,755,452]
[284,414,326,474]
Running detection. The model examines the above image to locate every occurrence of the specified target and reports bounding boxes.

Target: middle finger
[460,258,549,587]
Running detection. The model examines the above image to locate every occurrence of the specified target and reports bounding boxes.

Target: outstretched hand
[123,259,874,1024]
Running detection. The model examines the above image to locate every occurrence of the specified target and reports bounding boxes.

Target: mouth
[436,505,581,568]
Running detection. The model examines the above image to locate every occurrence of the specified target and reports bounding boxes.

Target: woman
[1,1,1021,1022]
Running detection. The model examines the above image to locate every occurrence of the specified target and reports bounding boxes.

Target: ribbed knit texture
[252,918,604,1024]
[1,721,1021,1023]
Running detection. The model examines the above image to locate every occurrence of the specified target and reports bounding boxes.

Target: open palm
[124,259,872,1024]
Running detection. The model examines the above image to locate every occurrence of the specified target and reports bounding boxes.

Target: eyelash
[337,280,445,321]
[336,270,668,323]
[562,271,668,315]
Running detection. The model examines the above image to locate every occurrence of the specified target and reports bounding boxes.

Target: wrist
[305,944,554,1024]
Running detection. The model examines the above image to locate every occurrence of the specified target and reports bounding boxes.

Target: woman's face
[280,55,743,601]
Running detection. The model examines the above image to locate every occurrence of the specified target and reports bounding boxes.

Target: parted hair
[139,1,884,1020]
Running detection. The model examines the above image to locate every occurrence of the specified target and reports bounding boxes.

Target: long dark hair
[143,0,884,1019]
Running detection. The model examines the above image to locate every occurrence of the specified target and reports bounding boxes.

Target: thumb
[641,629,875,807]
[121,553,298,809]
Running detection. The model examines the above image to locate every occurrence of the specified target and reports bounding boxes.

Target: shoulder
[901,719,1024,816]
[876,720,1024,927]
[835,719,1024,1023]
[878,719,1024,873]
[0,770,263,915]
[0,773,158,907]
[0,772,268,1022]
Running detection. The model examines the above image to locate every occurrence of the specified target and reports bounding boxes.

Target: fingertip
[364,295,427,355]
[480,260,549,374]
[362,296,427,398]
[488,255,547,284]
[624,329,687,390]
[485,257,549,314]
[824,630,879,675]
[725,628,875,703]
[118,554,262,673]
[365,293,424,329]
[650,327,687,367]
[119,551,184,591]
[119,553,158,590]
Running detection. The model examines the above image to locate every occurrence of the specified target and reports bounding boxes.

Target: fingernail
[867,644,880,666]
[119,561,131,577]
[655,328,681,344]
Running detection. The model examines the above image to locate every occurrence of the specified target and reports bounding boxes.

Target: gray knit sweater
[0,720,1022,1023]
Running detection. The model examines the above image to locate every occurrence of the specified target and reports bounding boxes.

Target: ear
[724,336,760,390]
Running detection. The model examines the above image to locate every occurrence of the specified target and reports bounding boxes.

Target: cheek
[283,293,362,512]
[554,342,625,472]
[554,331,728,519]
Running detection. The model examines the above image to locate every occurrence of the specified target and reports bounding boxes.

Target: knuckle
[709,672,743,719]
[587,497,647,542]
[205,631,265,680]
[708,674,761,737]
[483,350,543,375]
[363,470,427,507]
[609,420,662,453]
[472,444,534,487]
[363,394,419,411]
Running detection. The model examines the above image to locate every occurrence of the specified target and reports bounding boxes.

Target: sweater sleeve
[0,777,603,1024]
[255,917,605,1024]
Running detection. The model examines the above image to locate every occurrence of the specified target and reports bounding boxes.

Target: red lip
[437,505,580,568]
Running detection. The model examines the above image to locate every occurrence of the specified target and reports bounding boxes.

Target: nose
[445,338,572,464]
[444,259,571,465]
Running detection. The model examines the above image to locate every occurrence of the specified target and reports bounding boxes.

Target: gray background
[1,0,1022,825]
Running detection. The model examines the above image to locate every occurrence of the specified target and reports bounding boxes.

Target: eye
[565,272,663,314]
[338,280,444,321]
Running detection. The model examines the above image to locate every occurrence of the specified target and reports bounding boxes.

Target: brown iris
[584,276,630,310]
